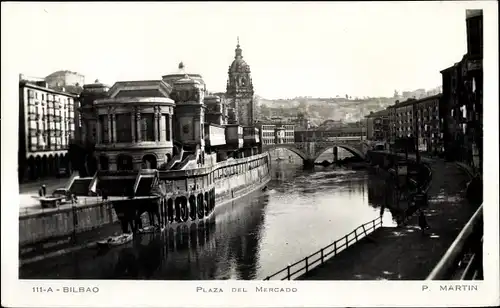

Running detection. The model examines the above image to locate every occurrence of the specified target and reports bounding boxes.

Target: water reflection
[21,159,401,280]
[366,171,405,224]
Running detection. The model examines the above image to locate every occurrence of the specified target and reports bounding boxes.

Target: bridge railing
[426,204,483,280]
[264,216,383,281]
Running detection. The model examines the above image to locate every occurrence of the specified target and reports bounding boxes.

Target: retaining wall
[19,202,118,247]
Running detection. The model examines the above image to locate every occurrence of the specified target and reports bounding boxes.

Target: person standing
[418,210,430,235]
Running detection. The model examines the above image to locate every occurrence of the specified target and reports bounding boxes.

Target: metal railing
[426,204,483,280]
[20,196,107,217]
[264,216,383,280]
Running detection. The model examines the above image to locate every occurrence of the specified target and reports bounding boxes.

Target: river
[20,149,399,280]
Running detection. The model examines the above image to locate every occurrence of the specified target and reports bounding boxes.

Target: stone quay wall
[19,202,118,248]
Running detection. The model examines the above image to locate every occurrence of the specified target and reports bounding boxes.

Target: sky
[1,2,481,99]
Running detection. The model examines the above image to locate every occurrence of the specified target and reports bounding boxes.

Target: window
[116,113,132,143]
[99,115,109,143]
[164,114,171,141]
[100,156,109,171]
[141,114,155,141]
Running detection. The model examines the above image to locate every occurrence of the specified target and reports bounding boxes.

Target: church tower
[226,37,254,126]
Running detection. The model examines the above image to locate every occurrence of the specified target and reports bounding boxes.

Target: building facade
[365,109,390,142]
[226,38,254,126]
[204,94,228,125]
[92,80,176,171]
[440,9,482,171]
[79,80,110,146]
[18,79,78,182]
[387,95,442,153]
[258,124,295,145]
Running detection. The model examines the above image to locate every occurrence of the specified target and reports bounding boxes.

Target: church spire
[235,36,243,59]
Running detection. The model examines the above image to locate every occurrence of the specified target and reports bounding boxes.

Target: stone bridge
[262,140,370,167]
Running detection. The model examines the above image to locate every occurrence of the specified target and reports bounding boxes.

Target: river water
[20,150,399,280]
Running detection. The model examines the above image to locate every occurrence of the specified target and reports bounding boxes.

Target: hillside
[254,96,396,124]
[254,86,442,124]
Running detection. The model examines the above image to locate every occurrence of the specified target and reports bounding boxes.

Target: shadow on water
[366,171,405,225]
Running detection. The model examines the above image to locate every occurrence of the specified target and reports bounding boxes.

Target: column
[81,121,87,142]
[112,113,117,143]
[154,110,159,142]
[136,111,142,142]
[96,119,101,144]
[107,113,112,143]
[159,114,166,141]
[168,114,172,141]
[130,112,136,142]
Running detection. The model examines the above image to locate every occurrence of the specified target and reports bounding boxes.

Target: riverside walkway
[299,156,478,280]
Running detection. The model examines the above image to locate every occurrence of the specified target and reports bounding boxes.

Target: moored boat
[97,233,133,249]
[137,225,162,234]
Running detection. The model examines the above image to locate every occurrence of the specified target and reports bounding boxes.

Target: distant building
[258,123,294,145]
[226,38,254,126]
[387,95,442,153]
[44,70,85,95]
[204,94,229,125]
[18,77,78,182]
[365,109,390,142]
[317,119,344,130]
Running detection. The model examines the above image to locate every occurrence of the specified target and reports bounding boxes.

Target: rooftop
[19,81,79,97]
[45,70,84,78]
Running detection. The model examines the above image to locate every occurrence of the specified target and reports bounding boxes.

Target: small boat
[137,225,161,234]
[96,233,133,248]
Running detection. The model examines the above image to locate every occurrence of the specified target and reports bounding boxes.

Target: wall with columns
[93,97,175,171]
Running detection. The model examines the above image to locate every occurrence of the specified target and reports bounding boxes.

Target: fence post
[321,248,324,264]
[305,258,309,273]
[287,265,291,280]
[334,241,337,254]
[354,229,358,242]
[362,224,367,236]
[72,203,78,244]
[373,220,376,229]
[345,235,349,248]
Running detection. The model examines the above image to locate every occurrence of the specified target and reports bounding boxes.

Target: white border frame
[2,1,498,307]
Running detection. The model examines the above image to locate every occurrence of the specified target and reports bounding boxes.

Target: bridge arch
[313,144,366,162]
[263,144,309,161]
